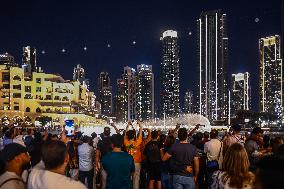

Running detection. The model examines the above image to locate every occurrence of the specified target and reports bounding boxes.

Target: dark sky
[0,0,281,111]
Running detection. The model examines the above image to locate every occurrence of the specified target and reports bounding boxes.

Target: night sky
[0,0,281,112]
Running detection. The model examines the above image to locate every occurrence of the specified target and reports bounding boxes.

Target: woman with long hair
[211,143,255,189]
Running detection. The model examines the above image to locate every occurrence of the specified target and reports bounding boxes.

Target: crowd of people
[0,122,283,189]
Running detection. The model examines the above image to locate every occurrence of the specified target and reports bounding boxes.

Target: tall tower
[73,64,89,89]
[114,79,128,122]
[231,72,251,116]
[22,46,37,76]
[259,36,283,121]
[160,30,180,117]
[184,90,194,114]
[197,10,228,124]
[136,64,154,120]
[98,72,113,117]
[123,66,137,120]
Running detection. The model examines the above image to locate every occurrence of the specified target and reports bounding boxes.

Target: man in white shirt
[78,136,95,189]
[28,140,87,189]
[0,143,30,189]
[204,129,222,188]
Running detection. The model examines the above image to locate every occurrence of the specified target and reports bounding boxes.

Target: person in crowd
[96,127,113,189]
[91,132,99,149]
[204,129,222,188]
[78,135,95,189]
[244,127,264,171]
[3,127,15,146]
[13,128,26,146]
[67,136,80,180]
[160,135,176,189]
[124,120,143,189]
[211,143,255,189]
[24,128,34,147]
[0,127,10,151]
[162,128,199,189]
[29,132,44,167]
[28,140,87,189]
[222,124,244,156]
[144,130,162,189]
[270,136,283,154]
[102,134,135,189]
[0,143,31,189]
[202,131,210,144]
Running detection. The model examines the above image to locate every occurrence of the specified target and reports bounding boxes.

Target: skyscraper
[136,64,154,120]
[231,72,251,116]
[160,30,180,117]
[114,79,128,122]
[197,10,229,124]
[22,46,37,76]
[98,72,113,117]
[184,90,194,114]
[259,35,283,120]
[73,64,89,89]
[122,66,136,120]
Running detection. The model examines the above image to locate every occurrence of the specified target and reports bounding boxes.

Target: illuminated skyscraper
[231,72,251,116]
[123,66,137,120]
[22,46,37,76]
[184,90,194,113]
[259,36,283,120]
[197,10,228,124]
[73,64,89,89]
[136,64,154,120]
[98,72,113,117]
[0,53,16,67]
[160,30,180,117]
[114,78,128,122]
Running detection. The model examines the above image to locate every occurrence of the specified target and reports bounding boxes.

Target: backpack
[146,142,161,163]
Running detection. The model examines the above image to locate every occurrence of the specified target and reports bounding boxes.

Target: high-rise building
[0,53,17,67]
[73,64,89,89]
[22,46,37,76]
[160,30,180,117]
[98,72,112,117]
[114,79,128,122]
[197,10,229,124]
[184,90,194,113]
[231,72,251,116]
[259,36,283,120]
[136,64,154,120]
[123,66,136,120]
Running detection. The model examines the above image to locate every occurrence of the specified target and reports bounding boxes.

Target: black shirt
[167,142,197,176]
[97,136,112,159]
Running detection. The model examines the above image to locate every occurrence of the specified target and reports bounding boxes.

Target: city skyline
[0,0,281,113]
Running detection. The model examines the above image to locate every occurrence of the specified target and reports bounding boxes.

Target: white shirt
[28,162,86,189]
[78,143,95,171]
[13,135,26,147]
[0,171,25,189]
[204,139,222,161]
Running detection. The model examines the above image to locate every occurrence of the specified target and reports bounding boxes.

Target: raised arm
[110,122,120,134]
[124,121,131,141]
[137,120,143,138]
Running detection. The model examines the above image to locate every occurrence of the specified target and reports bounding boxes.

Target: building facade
[160,30,180,117]
[114,79,128,122]
[73,64,89,89]
[197,10,229,124]
[136,64,154,120]
[0,63,100,127]
[259,35,283,121]
[231,72,251,116]
[22,46,37,76]
[184,90,194,114]
[98,72,113,117]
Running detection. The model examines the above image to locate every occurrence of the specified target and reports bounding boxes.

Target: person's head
[210,129,218,139]
[164,135,176,149]
[252,127,263,137]
[82,135,91,143]
[51,134,59,141]
[0,143,31,176]
[203,131,210,139]
[222,143,252,189]
[159,134,167,144]
[126,130,136,140]
[231,124,242,134]
[34,132,42,141]
[111,134,123,148]
[151,130,159,140]
[27,128,34,136]
[194,132,203,141]
[103,127,111,137]
[178,128,188,141]
[91,132,97,139]
[255,155,284,189]
[271,137,284,154]
[41,140,69,172]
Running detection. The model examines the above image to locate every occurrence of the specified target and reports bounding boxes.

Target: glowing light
[107,44,111,48]
[83,46,87,51]
[41,50,46,54]
[62,49,66,53]
[132,41,136,45]
[255,18,260,23]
